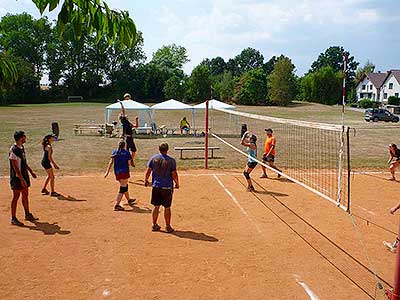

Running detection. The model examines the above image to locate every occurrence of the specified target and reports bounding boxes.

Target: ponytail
[42,134,53,150]
[117,140,126,154]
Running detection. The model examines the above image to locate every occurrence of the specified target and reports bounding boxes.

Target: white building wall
[356,77,379,101]
[382,74,400,101]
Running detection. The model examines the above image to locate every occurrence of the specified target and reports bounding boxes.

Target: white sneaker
[383,241,397,253]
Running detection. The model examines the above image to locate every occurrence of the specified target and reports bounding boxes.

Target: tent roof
[193,99,236,109]
[106,100,150,110]
[151,99,193,110]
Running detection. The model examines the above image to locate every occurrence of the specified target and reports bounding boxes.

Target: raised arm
[390,202,400,214]
[241,131,253,148]
[118,99,126,116]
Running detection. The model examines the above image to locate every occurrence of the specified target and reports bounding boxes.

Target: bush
[357,98,376,109]
[388,96,400,106]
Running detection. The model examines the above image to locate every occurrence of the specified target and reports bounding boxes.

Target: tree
[151,44,189,72]
[300,66,342,105]
[186,65,211,102]
[215,72,235,101]
[164,75,186,100]
[268,57,297,106]
[201,57,227,76]
[0,52,18,90]
[309,46,359,84]
[355,60,375,82]
[233,69,267,105]
[0,0,138,89]
[144,63,169,101]
[230,47,264,76]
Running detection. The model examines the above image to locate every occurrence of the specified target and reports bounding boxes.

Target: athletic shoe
[11,217,24,227]
[260,174,268,179]
[41,188,49,195]
[114,205,125,211]
[128,199,136,206]
[383,241,397,253]
[277,174,282,179]
[165,225,175,233]
[152,224,161,232]
[50,192,60,197]
[24,213,38,222]
[247,186,255,192]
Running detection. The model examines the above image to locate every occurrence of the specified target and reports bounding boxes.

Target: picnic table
[174,146,220,159]
[73,124,105,136]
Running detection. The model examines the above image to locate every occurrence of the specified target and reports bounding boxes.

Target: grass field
[0,101,397,176]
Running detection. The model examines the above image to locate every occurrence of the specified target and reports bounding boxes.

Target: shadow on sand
[24,220,71,235]
[169,230,219,242]
[56,194,87,202]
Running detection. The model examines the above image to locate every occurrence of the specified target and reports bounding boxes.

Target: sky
[1,0,400,75]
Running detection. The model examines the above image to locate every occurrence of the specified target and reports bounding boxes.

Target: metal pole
[393,224,400,300]
[342,52,349,122]
[346,127,351,213]
[205,100,209,169]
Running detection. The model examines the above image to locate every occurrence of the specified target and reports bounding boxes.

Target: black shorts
[247,161,258,169]
[10,175,30,190]
[151,188,173,208]
[41,161,52,170]
[263,154,275,163]
[125,136,137,153]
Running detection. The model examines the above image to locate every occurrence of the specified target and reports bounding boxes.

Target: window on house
[362,85,366,90]
[389,83,394,89]
[384,93,388,99]
[370,85,373,90]
[396,93,399,97]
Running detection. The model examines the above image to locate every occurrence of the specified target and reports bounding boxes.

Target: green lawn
[0,102,397,176]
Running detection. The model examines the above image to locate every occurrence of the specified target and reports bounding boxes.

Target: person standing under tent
[145,143,179,233]
[241,131,257,192]
[260,128,282,179]
[118,99,137,167]
[9,130,38,226]
[104,140,136,211]
[123,93,131,100]
[180,117,191,134]
[388,143,400,181]
[40,134,60,197]
[383,202,400,253]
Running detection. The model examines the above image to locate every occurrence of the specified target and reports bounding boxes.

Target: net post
[346,127,351,213]
[204,100,209,169]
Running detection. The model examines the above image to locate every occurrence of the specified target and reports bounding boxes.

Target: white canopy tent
[193,99,236,110]
[151,99,196,130]
[105,100,151,127]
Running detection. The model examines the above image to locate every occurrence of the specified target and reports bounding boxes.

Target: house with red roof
[381,70,400,101]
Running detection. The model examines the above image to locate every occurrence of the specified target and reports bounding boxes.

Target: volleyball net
[208,107,351,212]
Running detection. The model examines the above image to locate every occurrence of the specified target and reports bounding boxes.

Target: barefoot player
[9,130,38,226]
[383,202,400,253]
[260,128,282,179]
[41,134,60,197]
[241,131,257,192]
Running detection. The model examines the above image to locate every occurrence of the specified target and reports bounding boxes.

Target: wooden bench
[174,146,220,159]
[73,124,105,136]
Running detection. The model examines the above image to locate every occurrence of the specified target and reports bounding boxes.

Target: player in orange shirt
[260,128,282,179]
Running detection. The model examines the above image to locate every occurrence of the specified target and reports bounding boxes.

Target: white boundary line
[213,174,262,234]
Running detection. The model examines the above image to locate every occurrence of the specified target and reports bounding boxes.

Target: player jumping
[118,98,137,167]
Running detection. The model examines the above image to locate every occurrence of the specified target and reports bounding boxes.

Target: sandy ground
[0,169,399,300]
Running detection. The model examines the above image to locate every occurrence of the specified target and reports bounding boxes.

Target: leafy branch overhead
[32,0,137,47]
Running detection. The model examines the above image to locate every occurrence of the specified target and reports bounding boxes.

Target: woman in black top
[41,134,60,196]
[118,100,137,166]
[388,143,400,181]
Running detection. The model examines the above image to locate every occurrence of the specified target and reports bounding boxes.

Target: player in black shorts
[388,143,400,181]
[118,97,137,166]
[9,131,38,226]
[40,134,60,197]
[145,143,179,233]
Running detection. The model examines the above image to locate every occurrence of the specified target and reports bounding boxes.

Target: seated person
[180,117,190,134]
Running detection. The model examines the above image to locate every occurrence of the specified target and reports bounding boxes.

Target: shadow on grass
[169,230,219,242]
[24,220,71,235]
[57,194,87,202]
